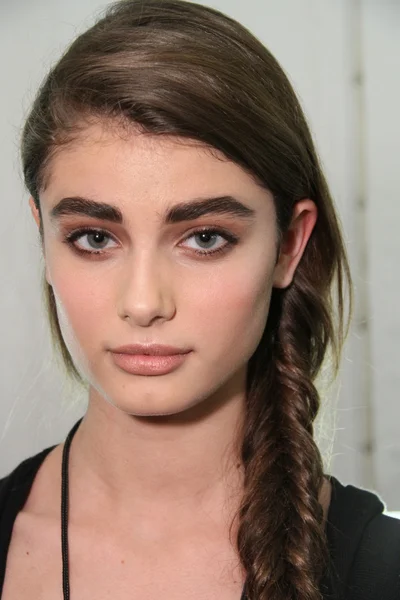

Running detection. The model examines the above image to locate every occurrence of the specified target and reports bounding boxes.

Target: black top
[0,425,400,599]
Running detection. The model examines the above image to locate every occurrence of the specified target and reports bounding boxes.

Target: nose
[116,252,176,327]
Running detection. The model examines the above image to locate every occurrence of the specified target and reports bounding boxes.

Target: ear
[29,196,52,285]
[272,199,317,289]
[29,196,41,229]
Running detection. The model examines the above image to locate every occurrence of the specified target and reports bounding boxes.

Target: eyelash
[62,226,239,259]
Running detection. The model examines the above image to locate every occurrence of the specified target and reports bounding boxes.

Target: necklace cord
[61,418,83,600]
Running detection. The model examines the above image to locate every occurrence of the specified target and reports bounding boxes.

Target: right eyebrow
[49,195,257,225]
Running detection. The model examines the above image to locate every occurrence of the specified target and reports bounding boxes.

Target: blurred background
[0,0,399,509]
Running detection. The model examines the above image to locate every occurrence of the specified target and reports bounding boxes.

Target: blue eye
[183,228,239,256]
[64,228,118,253]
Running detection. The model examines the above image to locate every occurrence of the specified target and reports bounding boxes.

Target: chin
[85,356,225,420]
[115,400,205,420]
[89,381,203,419]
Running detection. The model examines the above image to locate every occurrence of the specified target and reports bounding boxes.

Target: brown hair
[20,1,352,598]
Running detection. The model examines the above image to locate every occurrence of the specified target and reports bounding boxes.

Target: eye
[182,227,239,257]
[64,228,118,254]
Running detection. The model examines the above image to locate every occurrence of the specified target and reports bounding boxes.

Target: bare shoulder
[2,444,64,600]
[22,443,64,516]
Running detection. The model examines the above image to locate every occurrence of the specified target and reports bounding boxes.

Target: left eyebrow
[49,195,257,225]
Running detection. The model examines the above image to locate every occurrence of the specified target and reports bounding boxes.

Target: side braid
[235,281,330,600]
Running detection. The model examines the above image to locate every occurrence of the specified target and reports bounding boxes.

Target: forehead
[42,121,273,218]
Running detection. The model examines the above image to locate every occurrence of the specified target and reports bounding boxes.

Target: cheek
[187,258,274,358]
[49,264,111,360]
[52,286,91,377]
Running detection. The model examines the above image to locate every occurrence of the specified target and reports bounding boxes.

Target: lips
[110,348,191,375]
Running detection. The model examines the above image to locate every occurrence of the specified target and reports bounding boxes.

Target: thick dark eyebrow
[49,195,257,225]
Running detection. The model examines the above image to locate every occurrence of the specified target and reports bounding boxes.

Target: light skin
[23,120,330,594]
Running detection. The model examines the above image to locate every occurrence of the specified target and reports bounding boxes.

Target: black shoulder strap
[346,513,400,600]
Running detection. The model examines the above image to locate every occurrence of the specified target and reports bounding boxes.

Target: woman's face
[32,121,315,417]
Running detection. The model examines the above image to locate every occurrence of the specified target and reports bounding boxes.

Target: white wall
[0,0,399,507]
[362,0,400,507]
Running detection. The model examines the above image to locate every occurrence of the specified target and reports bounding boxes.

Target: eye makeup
[62,225,240,260]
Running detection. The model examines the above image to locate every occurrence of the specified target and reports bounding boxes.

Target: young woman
[1,1,399,599]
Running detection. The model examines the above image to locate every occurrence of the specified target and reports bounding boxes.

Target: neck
[69,385,246,531]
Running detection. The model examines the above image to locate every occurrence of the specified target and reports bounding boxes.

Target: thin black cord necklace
[60,417,247,600]
[61,418,83,600]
